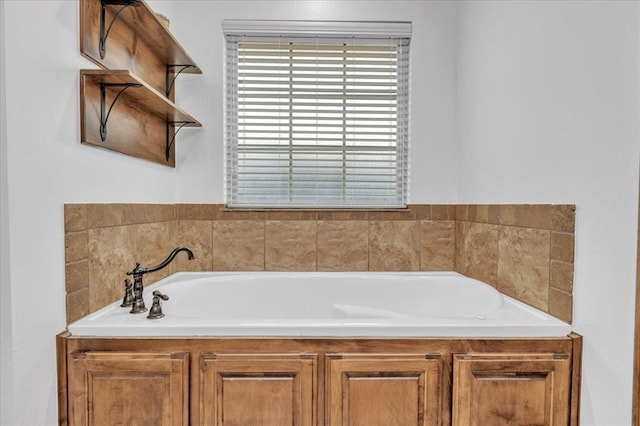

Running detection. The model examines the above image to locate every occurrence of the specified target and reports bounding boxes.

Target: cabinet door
[67,351,189,426]
[452,353,571,426]
[200,352,316,426]
[326,353,442,426]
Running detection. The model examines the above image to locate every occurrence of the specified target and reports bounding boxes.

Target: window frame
[223,20,411,209]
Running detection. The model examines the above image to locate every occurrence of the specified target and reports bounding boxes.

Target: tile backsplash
[455,204,574,322]
[64,203,574,324]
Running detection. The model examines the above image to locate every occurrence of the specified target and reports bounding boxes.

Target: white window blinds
[224,21,411,208]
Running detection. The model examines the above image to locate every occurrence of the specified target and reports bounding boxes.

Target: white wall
[457,2,639,424]
[169,0,460,204]
[0,0,14,424]
[1,1,458,424]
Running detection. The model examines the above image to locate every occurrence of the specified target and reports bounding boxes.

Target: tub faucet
[126,246,195,314]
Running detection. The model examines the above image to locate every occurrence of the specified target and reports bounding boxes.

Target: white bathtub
[68,271,571,337]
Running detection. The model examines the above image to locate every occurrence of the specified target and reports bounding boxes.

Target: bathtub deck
[68,271,572,338]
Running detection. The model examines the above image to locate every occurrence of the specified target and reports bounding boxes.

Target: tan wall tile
[65,232,87,263]
[316,210,369,220]
[265,221,316,271]
[431,205,455,220]
[499,205,551,229]
[66,260,89,293]
[548,287,573,323]
[550,232,575,263]
[177,204,220,220]
[412,205,432,220]
[113,204,176,224]
[520,204,551,229]
[368,209,415,221]
[66,289,89,324]
[218,209,266,220]
[471,205,500,224]
[497,226,550,311]
[467,205,477,222]
[420,220,455,270]
[141,204,176,223]
[212,220,264,271]
[457,222,499,286]
[172,220,213,272]
[369,221,420,271]
[550,260,574,292]
[317,221,369,271]
[488,205,501,224]
[64,204,87,232]
[128,204,148,224]
[497,205,517,226]
[265,211,318,221]
[475,205,488,223]
[88,226,136,312]
[135,222,176,284]
[455,205,468,221]
[551,205,576,233]
[87,203,136,228]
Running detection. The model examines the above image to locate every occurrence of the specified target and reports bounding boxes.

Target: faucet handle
[120,279,134,307]
[152,290,169,301]
[147,291,169,319]
[126,262,143,276]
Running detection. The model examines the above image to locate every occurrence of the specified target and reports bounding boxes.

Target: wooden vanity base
[57,332,582,425]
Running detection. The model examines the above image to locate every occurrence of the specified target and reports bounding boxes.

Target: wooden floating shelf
[81,70,201,124]
[80,69,202,167]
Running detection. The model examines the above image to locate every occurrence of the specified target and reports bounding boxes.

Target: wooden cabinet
[199,353,316,426]
[58,335,582,425]
[67,351,189,426]
[452,353,571,425]
[79,0,202,166]
[326,353,442,426]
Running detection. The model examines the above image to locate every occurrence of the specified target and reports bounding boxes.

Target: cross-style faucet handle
[126,262,144,277]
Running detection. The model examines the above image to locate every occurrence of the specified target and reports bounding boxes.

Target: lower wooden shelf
[79,69,201,167]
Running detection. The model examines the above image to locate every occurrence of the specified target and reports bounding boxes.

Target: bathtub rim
[67,271,572,338]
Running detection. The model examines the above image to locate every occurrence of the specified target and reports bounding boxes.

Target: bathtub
[67,271,571,338]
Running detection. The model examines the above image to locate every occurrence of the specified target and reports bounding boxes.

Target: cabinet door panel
[68,351,189,426]
[200,352,316,426]
[453,353,571,426]
[326,353,441,426]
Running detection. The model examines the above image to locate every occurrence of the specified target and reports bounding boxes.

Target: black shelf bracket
[99,0,143,60]
[166,121,195,161]
[100,83,142,141]
[166,64,196,97]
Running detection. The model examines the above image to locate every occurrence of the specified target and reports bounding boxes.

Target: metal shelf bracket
[166,64,196,97]
[99,0,143,60]
[166,121,195,161]
[100,83,142,141]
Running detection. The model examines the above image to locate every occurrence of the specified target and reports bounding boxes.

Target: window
[223,20,411,208]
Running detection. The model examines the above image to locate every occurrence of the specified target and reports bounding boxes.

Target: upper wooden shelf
[80,0,202,95]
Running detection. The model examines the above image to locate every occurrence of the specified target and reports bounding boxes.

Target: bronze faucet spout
[126,247,194,314]
[139,247,195,274]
